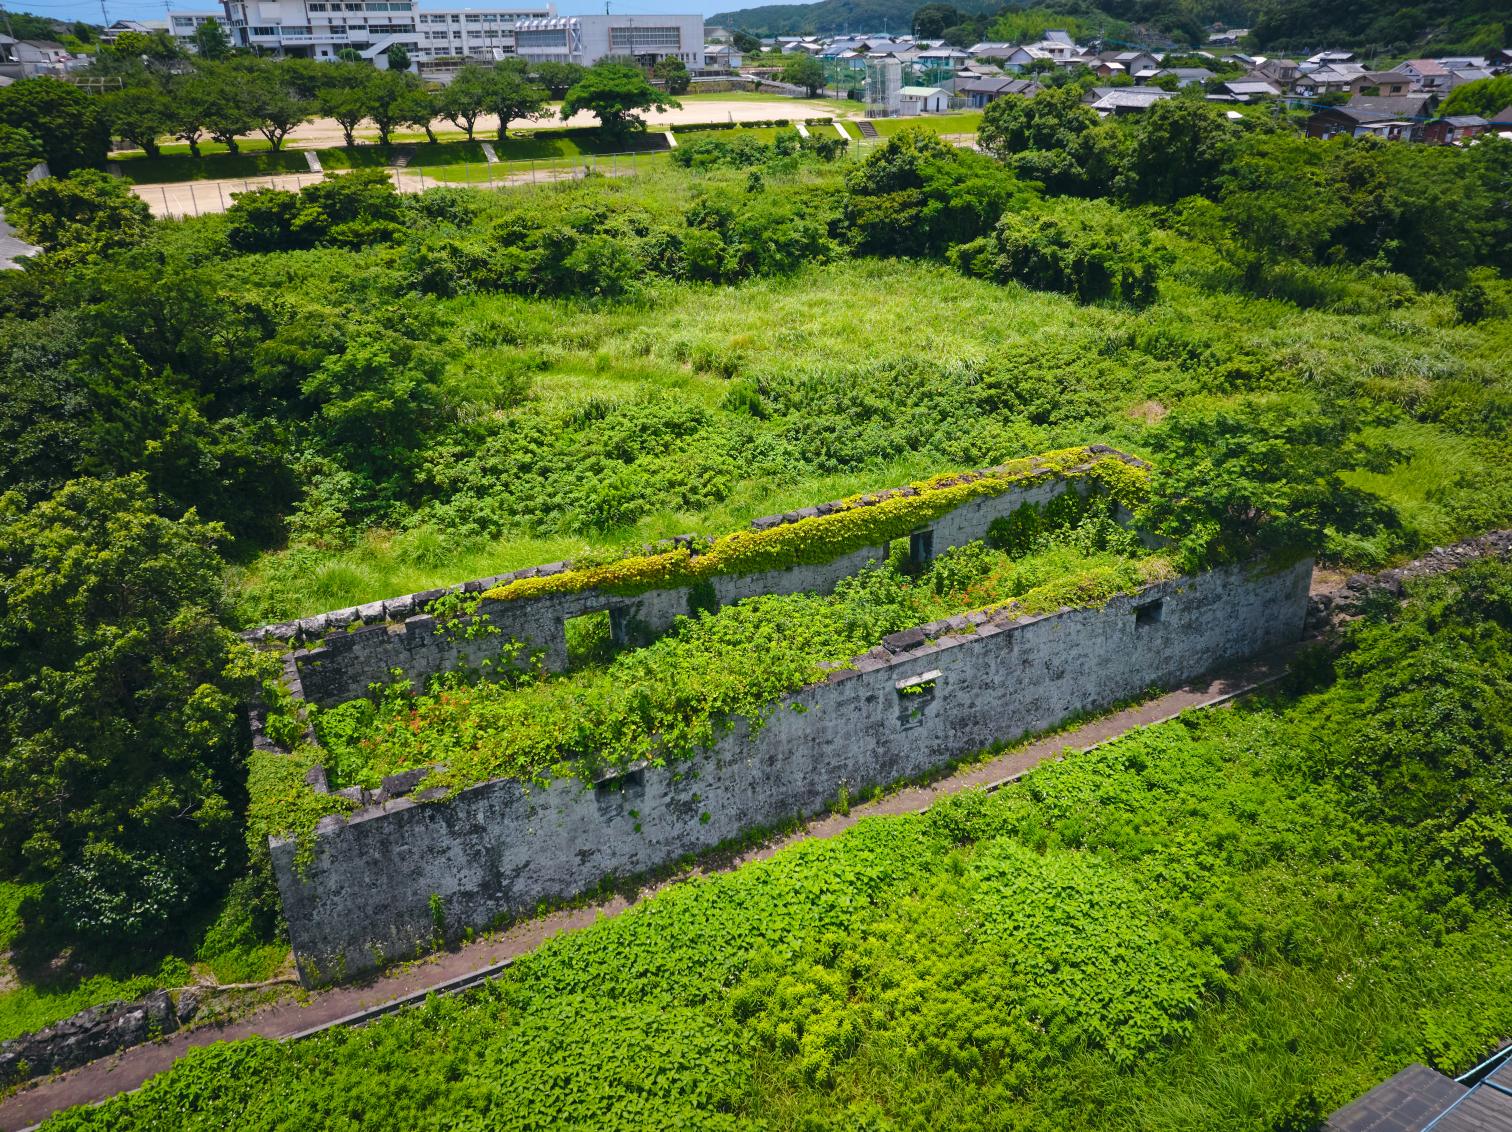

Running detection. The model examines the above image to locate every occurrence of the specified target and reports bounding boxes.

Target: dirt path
[0,635,1304,1131]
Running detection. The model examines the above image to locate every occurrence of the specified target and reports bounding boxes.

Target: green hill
[712,0,1508,53]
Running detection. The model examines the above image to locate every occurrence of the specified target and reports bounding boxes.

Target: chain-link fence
[136,139,884,219]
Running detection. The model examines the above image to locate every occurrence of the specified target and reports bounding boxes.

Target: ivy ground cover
[49,561,1512,1131]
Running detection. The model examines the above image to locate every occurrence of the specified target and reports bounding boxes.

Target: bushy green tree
[560,62,674,136]
[7,169,152,258]
[978,85,1108,195]
[0,77,109,174]
[1117,97,1235,205]
[530,60,585,100]
[1136,396,1370,571]
[437,64,491,140]
[365,68,423,146]
[316,62,374,146]
[191,16,232,60]
[101,85,175,159]
[0,123,44,186]
[485,62,548,140]
[386,43,410,73]
[241,59,314,150]
[780,53,825,97]
[844,128,1024,257]
[653,55,691,96]
[952,199,1161,306]
[181,63,257,154]
[0,476,259,946]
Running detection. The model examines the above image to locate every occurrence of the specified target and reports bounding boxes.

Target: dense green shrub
[952,199,1161,306]
[0,476,260,947]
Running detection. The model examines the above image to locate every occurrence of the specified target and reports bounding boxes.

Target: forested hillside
[713,0,1508,52]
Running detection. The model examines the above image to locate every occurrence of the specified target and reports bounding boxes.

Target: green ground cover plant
[44,561,1512,1130]
[3,107,1510,1045]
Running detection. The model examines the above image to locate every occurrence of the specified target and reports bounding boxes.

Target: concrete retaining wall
[272,557,1312,984]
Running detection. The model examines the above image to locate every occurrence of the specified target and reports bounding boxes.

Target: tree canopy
[561,62,680,135]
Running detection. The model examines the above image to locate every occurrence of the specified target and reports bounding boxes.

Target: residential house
[913,46,972,73]
[1347,93,1436,121]
[1217,78,1281,100]
[8,39,71,75]
[898,85,948,114]
[1361,70,1413,96]
[1103,49,1162,75]
[1085,86,1174,114]
[1422,115,1491,144]
[1306,104,1422,140]
[958,75,1040,108]
[1492,105,1512,134]
[702,43,741,70]
[1255,57,1300,86]
[1400,58,1452,92]
[1305,49,1355,65]
[1294,63,1367,97]
[1447,66,1495,89]
[1155,66,1214,87]
[966,42,1014,61]
[1207,27,1248,46]
[1031,30,1080,60]
[1351,119,1414,141]
[999,45,1052,72]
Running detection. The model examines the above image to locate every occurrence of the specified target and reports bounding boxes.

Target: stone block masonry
[271,557,1312,985]
[268,456,1121,709]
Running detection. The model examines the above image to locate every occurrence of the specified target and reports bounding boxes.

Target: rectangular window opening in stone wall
[564,608,620,667]
[1135,599,1165,628]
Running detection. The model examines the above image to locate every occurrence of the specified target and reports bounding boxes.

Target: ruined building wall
[271,557,1313,985]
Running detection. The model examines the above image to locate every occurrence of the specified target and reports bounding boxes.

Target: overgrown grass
[232,250,1512,622]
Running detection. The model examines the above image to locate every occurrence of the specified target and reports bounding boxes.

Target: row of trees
[0,56,682,182]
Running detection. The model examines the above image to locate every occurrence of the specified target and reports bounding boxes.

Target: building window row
[608,26,681,50]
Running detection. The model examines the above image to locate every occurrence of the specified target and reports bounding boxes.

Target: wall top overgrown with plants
[243,445,1148,645]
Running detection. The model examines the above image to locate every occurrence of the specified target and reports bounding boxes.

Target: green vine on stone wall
[484,448,1149,604]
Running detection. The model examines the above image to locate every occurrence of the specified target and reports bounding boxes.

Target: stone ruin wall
[271,557,1314,984]
[252,454,1127,712]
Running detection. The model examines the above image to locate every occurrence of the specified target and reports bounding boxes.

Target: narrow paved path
[0,638,1303,1131]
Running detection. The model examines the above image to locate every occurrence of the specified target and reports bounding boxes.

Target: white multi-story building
[513,14,703,70]
[414,6,554,62]
[166,10,228,50]
[213,1,552,64]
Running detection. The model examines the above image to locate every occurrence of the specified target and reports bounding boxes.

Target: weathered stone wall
[280,469,1091,708]
[272,557,1312,985]
[0,990,187,1085]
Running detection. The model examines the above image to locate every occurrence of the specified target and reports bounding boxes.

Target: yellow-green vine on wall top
[485,447,1150,603]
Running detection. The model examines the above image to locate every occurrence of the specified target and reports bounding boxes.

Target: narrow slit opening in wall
[564,609,624,668]
[1134,599,1164,628]
[909,528,935,569]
